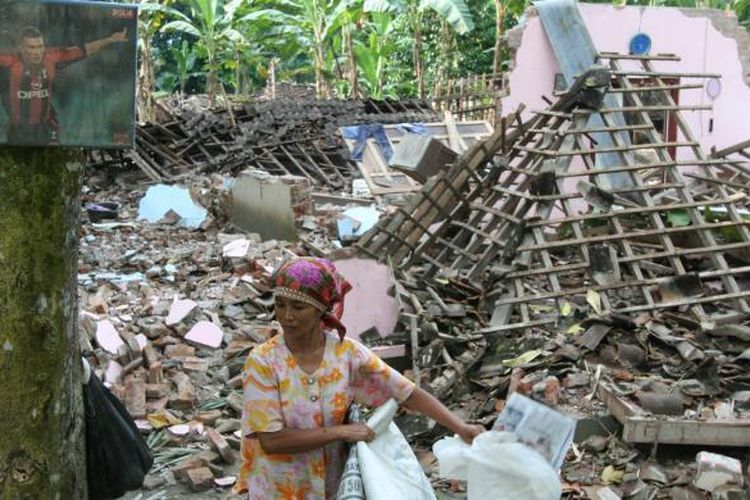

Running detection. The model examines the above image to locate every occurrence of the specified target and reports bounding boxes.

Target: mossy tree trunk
[0,148,86,499]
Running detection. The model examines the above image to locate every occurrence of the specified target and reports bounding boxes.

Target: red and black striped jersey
[0,46,85,127]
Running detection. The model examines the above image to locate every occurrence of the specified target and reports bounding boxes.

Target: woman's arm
[403,387,484,443]
[257,423,374,455]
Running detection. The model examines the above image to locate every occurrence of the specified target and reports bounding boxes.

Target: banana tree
[157,39,199,94]
[364,0,475,97]
[136,1,175,121]
[352,12,397,98]
[253,0,347,98]
[160,0,252,106]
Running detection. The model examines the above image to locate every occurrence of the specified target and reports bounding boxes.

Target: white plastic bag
[433,431,561,500]
[468,431,561,500]
[356,399,436,500]
[432,435,471,480]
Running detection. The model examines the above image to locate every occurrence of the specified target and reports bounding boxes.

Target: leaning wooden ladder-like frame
[357,52,750,332]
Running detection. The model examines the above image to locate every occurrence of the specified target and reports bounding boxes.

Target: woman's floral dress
[235,330,415,499]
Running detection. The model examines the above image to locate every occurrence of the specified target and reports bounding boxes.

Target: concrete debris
[95,319,125,355]
[694,452,743,493]
[165,298,198,326]
[230,171,311,241]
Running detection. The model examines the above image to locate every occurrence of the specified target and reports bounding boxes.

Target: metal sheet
[535,0,634,189]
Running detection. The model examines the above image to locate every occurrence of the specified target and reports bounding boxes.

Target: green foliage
[137,0,750,103]
[157,39,199,93]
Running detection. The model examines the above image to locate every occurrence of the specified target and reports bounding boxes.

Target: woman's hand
[337,424,375,443]
[456,423,485,444]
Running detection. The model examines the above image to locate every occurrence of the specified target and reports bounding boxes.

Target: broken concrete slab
[230,170,311,241]
[337,206,380,243]
[694,452,743,493]
[221,238,252,258]
[166,298,198,326]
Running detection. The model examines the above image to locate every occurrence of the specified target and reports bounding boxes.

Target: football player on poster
[0,26,128,145]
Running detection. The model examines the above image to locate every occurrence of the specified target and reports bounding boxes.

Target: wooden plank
[573,105,712,113]
[444,111,468,153]
[598,385,750,446]
[514,141,698,157]
[610,70,721,78]
[597,52,680,61]
[712,137,750,158]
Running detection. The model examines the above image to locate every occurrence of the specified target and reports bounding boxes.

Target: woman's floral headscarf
[272,257,352,340]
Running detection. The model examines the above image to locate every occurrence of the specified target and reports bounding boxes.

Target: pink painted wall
[502,3,750,152]
[334,258,401,341]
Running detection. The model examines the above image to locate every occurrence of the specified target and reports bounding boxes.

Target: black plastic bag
[84,372,153,499]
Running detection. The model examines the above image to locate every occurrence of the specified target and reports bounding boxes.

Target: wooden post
[270,58,277,100]
[408,315,421,388]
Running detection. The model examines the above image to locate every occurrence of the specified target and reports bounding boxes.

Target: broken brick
[206,427,235,464]
[186,467,214,492]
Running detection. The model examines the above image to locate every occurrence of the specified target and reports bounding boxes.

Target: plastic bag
[84,370,153,499]
[433,431,561,500]
[432,435,471,480]
[356,399,436,500]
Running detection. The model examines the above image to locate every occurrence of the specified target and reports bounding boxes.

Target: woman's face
[274,296,323,339]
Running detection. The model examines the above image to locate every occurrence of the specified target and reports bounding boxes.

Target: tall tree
[0,149,85,499]
[364,0,475,97]
[255,0,347,97]
[137,1,174,121]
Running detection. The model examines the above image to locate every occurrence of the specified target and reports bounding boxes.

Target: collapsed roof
[357,53,750,332]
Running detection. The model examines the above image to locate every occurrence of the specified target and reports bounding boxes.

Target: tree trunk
[438,19,452,87]
[344,24,358,99]
[137,34,155,122]
[492,0,507,79]
[313,35,329,99]
[0,148,85,499]
[413,13,425,99]
[207,62,216,108]
[235,53,242,96]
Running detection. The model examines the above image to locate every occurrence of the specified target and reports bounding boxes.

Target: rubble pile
[78,200,308,493]
[86,97,438,190]
[80,55,750,499]
[355,57,750,496]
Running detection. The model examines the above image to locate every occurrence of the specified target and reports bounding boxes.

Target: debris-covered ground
[82,59,750,499]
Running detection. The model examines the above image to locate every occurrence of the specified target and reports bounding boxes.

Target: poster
[0,1,137,148]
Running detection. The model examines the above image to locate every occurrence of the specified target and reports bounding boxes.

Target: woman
[235,257,484,499]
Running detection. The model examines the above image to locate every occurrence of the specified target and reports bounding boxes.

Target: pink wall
[502,3,750,152]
